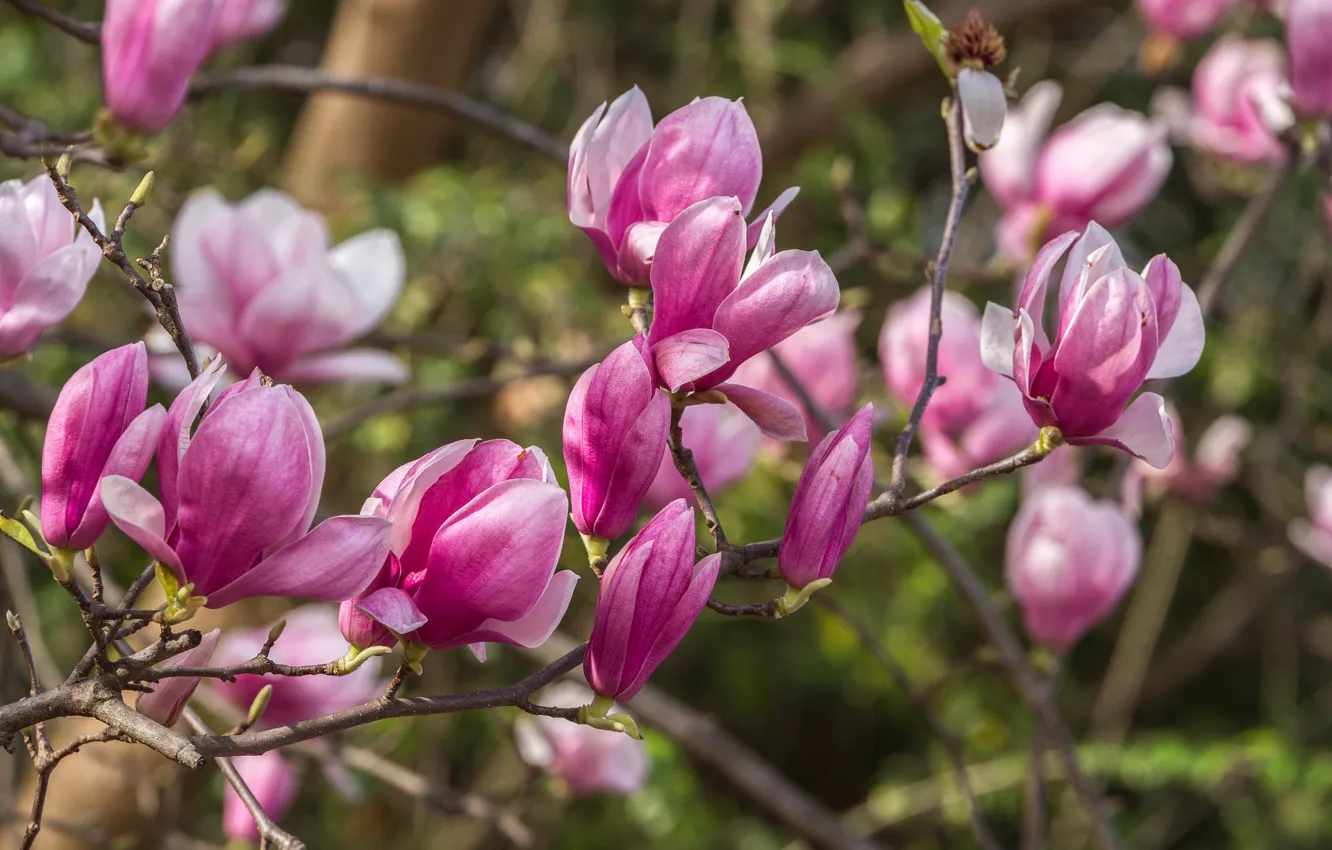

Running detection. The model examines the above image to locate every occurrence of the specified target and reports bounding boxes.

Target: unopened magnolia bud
[130,171,155,207]
[266,619,288,648]
[5,610,18,631]
[56,148,72,182]
[246,685,273,726]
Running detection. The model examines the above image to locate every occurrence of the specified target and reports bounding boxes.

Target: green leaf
[0,514,45,560]
[904,0,950,76]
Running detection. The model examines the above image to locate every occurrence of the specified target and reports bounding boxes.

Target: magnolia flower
[213,0,287,51]
[1290,465,1332,568]
[41,344,165,551]
[584,501,719,701]
[0,175,102,358]
[102,0,222,133]
[1285,0,1332,116]
[515,682,649,795]
[1136,0,1240,40]
[340,440,575,659]
[644,402,759,510]
[135,629,220,725]
[644,201,839,440]
[569,88,797,284]
[730,311,861,445]
[564,337,670,542]
[101,361,392,608]
[1007,486,1141,649]
[980,224,1205,468]
[881,289,1034,481]
[980,83,1171,263]
[223,751,298,841]
[168,189,406,385]
[211,606,386,727]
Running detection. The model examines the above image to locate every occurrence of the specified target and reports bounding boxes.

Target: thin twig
[190,65,568,163]
[667,401,727,548]
[874,443,1048,516]
[887,94,969,503]
[0,0,99,42]
[1194,160,1290,317]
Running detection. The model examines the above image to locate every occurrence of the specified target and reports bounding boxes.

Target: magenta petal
[705,249,839,387]
[652,329,731,391]
[223,751,298,842]
[135,629,220,726]
[461,569,579,650]
[282,350,409,384]
[158,356,229,531]
[639,97,762,221]
[617,552,721,701]
[1073,392,1175,469]
[648,196,747,346]
[1146,275,1204,380]
[715,383,808,441]
[1017,230,1080,345]
[69,403,167,550]
[100,476,182,573]
[205,515,392,608]
[745,187,800,250]
[357,586,428,636]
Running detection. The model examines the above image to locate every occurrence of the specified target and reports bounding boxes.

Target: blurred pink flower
[1286,0,1332,116]
[135,629,220,726]
[1129,409,1251,505]
[1176,37,1290,164]
[1007,486,1141,649]
[980,83,1172,263]
[1291,465,1332,568]
[223,751,299,841]
[515,682,649,795]
[102,0,222,133]
[212,605,386,727]
[168,189,406,385]
[644,402,758,510]
[881,288,1034,482]
[1136,0,1240,40]
[0,175,103,358]
[213,0,287,51]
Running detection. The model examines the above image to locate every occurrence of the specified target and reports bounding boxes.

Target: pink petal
[136,629,220,726]
[100,475,181,572]
[357,586,428,636]
[70,404,167,548]
[206,515,392,608]
[652,329,731,391]
[980,81,1062,209]
[461,569,580,650]
[648,196,747,346]
[282,349,408,384]
[222,751,298,842]
[639,97,762,222]
[980,301,1018,378]
[1074,392,1175,468]
[325,229,405,339]
[0,243,100,356]
[617,552,721,701]
[745,186,800,250]
[716,383,808,441]
[586,87,655,222]
[158,356,229,531]
[1146,277,1205,380]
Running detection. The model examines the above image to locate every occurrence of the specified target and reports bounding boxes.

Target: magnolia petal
[652,329,731,392]
[1074,392,1175,469]
[1146,281,1205,380]
[745,186,799,251]
[639,97,762,222]
[648,196,746,346]
[959,68,1008,152]
[463,570,580,650]
[100,475,182,572]
[135,629,220,726]
[979,301,1018,378]
[357,586,428,636]
[69,404,168,549]
[715,383,807,441]
[282,349,409,384]
[326,229,406,339]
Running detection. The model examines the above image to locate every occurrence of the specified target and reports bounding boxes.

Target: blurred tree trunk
[284,0,502,211]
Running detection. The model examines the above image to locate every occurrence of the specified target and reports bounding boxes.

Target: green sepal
[904,1,950,76]
[0,514,47,561]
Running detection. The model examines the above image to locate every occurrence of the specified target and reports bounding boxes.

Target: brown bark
[283,0,501,211]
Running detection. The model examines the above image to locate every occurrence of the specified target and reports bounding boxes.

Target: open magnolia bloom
[980,223,1205,468]
[568,87,797,284]
[644,199,840,440]
[1291,465,1332,569]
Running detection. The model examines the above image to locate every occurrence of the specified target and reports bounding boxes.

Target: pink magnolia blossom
[100,361,392,608]
[778,404,874,590]
[644,200,839,441]
[212,605,386,727]
[213,0,287,51]
[41,343,166,551]
[564,337,670,541]
[515,682,649,795]
[730,311,861,445]
[569,87,798,284]
[0,175,103,358]
[168,189,405,385]
[102,0,222,133]
[135,629,220,725]
[980,224,1205,468]
[1290,465,1332,568]
[340,440,576,659]
[223,751,299,841]
[980,83,1172,263]
[1130,409,1251,504]
[1286,0,1332,116]
[584,500,719,701]
[1176,38,1290,164]
[1007,486,1141,649]
[644,402,758,510]
[1136,0,1240,40]
[880,289,1034,481]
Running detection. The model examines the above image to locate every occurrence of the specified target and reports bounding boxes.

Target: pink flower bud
[730,311,861,445]
[223,751,298,841]
[0,175,103,358]
[569,88,797,283]
[881,289,1034,481]
[564,337,670,541]
[1286,0,1332,116]
[213,0,287,52]
[1136,0,1239,40]
[778,404,874,589]
[101,0,223,133]
[101,361,392,608]
[1131,408,1251,502]
[1006,486,1141,649]
[135,628,220,726]
[515,682,649,795]
[980,84,1172,263]
[584,500,720,701]
[212,606,386,727]
[644,402,758,510]
[41,343,166,550]
[341,440,576,657]
[1188,37,1289,164]
[645,197,840,440]
[170,189,406,384]
[1290,465,1332,568]
[980,224,1205,468]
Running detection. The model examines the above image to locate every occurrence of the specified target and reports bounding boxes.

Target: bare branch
[1195,160,1290,317]
[0,0,100,43]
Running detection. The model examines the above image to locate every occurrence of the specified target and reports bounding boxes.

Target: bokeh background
[1,0,1330,848]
